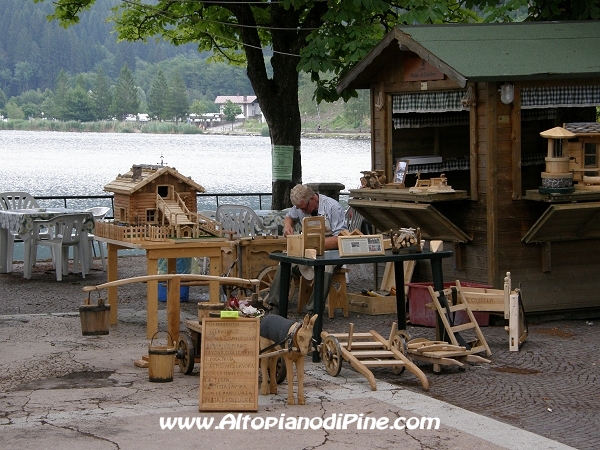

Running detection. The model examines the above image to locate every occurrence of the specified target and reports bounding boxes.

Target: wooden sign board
[199,318,260,411]
[403,56,444,82]
[338,234,385,257]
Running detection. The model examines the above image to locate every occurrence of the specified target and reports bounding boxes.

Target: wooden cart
[218,236,289,300]
[319,322,430,391]
[177,316,287,383]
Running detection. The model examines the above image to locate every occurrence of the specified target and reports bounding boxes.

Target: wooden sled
[404,336,490,371]
[319,322,429,391]
[393,284,493,374]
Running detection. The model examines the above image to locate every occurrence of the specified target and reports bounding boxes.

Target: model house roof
[214,95,258,105]
[338,21,600,92]
[104,165,205,195]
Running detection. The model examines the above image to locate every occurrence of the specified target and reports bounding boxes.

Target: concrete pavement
[0,310,576,450]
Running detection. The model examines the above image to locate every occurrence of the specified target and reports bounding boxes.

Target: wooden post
[542,241,551,273]
[107,243,119,326]
[486,83,500,287]
[509,293,520,352]
[511,84,522,200]
[147,257,159,339]
[167,276,180,344]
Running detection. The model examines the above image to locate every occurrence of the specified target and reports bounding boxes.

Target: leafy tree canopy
[223,100,242,123]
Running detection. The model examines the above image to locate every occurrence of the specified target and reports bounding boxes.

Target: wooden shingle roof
[104,165,205,195]
[564,122,600,135]
[338,21,600,92]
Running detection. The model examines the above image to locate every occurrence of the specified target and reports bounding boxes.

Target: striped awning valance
[392,90,470,113]
[393,111,469,129]
[521,86,600,109]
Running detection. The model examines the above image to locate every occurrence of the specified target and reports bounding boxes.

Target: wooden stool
[297,268,349,318]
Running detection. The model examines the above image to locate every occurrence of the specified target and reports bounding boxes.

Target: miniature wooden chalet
[338,21,600,316]
[98,164,221,241]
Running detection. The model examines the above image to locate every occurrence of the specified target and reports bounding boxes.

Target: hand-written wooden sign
[199,318,259,411]
[403,57,444,82]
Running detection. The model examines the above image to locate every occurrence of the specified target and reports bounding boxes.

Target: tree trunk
[237,7,307,210]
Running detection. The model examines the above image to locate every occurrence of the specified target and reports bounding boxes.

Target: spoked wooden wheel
[391,330,410,375]
[257,265,295,304]
[177,333,195,375]
[275,356,287,384]
[258,355,287,384]
[321,335,343,377]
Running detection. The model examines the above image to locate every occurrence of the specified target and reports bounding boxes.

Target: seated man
[264,184,348,311]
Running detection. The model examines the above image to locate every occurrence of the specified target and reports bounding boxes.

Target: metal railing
[33,191,351,216]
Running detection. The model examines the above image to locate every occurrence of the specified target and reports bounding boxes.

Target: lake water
[2,131,371,261]
[0,130,370,209]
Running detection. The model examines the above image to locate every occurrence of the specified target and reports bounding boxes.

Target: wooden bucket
[198,302,225,322]
[79,296,110,336]
[148,332,176,383]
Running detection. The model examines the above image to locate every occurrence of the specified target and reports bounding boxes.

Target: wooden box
[286,234,304,257]
[348,292,397,315]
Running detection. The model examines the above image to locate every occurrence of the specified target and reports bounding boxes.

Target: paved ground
[1,255,598,449]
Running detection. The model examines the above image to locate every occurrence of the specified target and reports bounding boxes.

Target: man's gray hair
[290,184,315,206]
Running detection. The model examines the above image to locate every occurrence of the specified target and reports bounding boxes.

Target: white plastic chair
[0,191,39,210]
[24,214,90,281]
[0,192,41,272]
[86,206,111,271]
[216,204,278,238]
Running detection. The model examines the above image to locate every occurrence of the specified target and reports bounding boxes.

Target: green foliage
[0,118,204,133]
[167,73,189,122]
[6,101,25,120]
[93,67,113,120]
[190,99,219,115]
[148,69,168,120]
[222,100,241,123]
[112,63,139,119]
[64,85,96,121]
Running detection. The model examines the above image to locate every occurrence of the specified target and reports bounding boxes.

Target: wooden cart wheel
[258,355,287,384]
[257,265,295,303]
[275,356,287,384]
[321,335,343,377]
[391,331,410,375]
[177,333,196,375]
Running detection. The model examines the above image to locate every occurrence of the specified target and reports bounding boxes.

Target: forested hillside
[0,0,369,130]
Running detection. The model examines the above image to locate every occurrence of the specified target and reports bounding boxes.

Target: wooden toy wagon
[319,322,430,391]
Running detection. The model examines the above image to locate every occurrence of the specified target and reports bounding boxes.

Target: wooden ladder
[427,285,492,357]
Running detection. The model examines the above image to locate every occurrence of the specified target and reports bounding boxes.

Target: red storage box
[406,282,492,327]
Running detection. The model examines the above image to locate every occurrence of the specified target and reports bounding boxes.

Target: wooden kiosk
[337,21,600,316]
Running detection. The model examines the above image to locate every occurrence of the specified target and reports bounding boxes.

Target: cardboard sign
[199,318,260,411]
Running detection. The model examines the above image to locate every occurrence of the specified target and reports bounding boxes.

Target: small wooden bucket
[79,296,110,336]
[148,332,176,383]
[198,302,225,322]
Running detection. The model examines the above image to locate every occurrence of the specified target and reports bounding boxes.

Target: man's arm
[283,216,297,237]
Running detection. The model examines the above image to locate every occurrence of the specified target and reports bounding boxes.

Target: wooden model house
[100,164,221,240]
[338,21,600,316]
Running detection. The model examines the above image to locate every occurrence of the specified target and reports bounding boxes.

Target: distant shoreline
[0,119,371,140]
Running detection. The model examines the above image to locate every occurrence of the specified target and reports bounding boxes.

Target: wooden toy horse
[260,313,318,405]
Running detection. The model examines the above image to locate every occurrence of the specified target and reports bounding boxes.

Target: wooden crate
[348,292,397,315]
